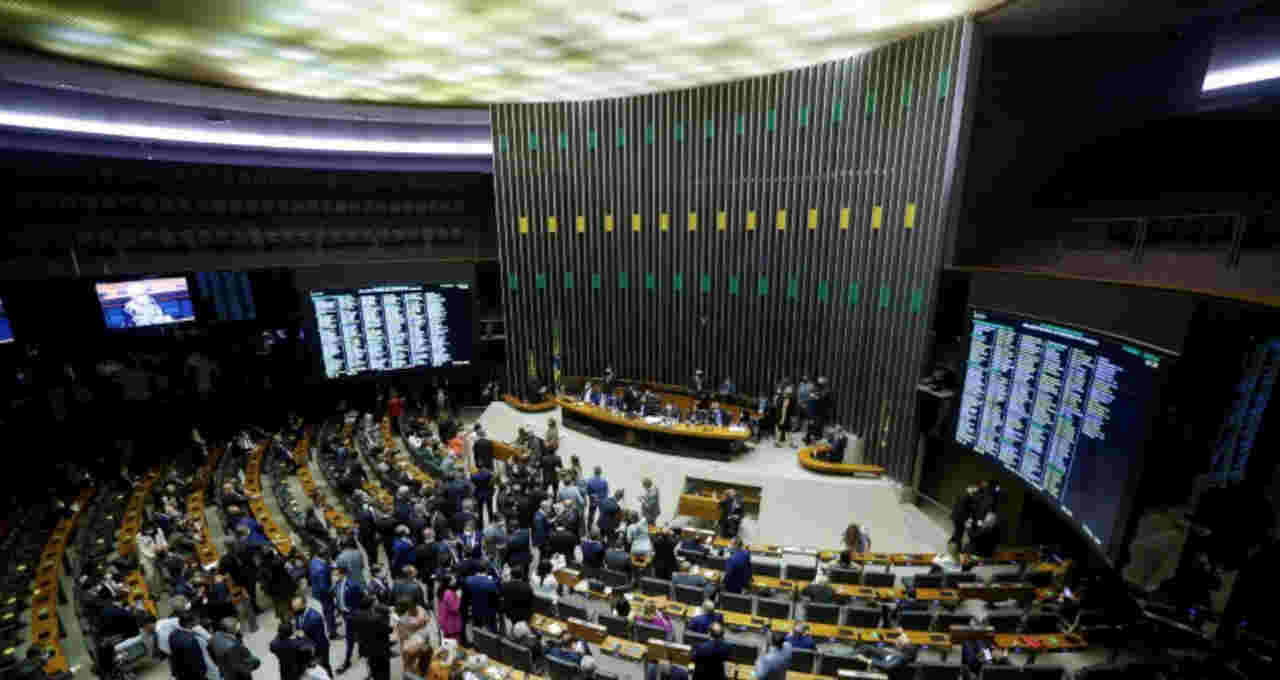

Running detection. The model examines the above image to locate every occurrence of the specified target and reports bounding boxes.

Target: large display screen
[0,298,13,344]
[310,283,472,379]
[96,277,196,329]
[955,308,1172,552]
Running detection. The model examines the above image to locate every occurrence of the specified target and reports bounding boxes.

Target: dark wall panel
[493,19,974,480]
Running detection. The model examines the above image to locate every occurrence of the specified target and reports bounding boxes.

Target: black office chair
[789,648,817,674]
[756,597,791,620]
[1024,613,1062,634]
[985,610,1025,633]
[752,562,782,579]
[787,564,817,582]
[533,596,557,618]
[721,592,753,614]
[559,602,588,623]
[546,656,579,680]
[937,612,974,632]
[803,603,839,625]
[945,572,979,587]
[1023,667,1067,680]
[674,585,704,606]
[914,662,967,680]
[473,628,502,660]
[899,610,934,631]
[862,571,896,588]
[728,641,759,665]
[683,629,710,647]
[500,640,534,673]
[598,613,631,639]
[634,621,669,643]
[979,666,1025,680]
[703,555,727,571]
[602,569,631,589]
[843,605,880,628]
[817,654,863,676]
[828,567,861,585]
[913,574,945,589]
[641,578,673,598]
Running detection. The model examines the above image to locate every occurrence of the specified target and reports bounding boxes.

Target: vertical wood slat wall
[493,19,972,480]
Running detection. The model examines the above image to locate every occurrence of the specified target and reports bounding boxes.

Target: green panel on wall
[563,271,573,289]
[729,275,740,295]
[700,273,712,293]
[535,273,546,290]
[645,272,656,290]
[735,114,745,134]
[528,131,539,151]
[558,131,568,149]
[498,134,509,152]
[673,272,684,292]
[879,284,891,308]
[588,129,598,150]
[507,273,518,290]
[674,122,685,142]
[817,281,830,302]
[848,281,860,305]
[786,278,799,299]
[832,102,844,123]
[591,273,601,290]
[910,287,924,314]
[644,123,654,144]
[618,271,629,289]
[757,276,769,296]
[765,109,777,131]
[616,127,626,147]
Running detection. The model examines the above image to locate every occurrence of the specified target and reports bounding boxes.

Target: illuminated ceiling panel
[0,1,998,105]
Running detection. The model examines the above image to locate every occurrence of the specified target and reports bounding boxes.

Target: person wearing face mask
[208,617,261,680]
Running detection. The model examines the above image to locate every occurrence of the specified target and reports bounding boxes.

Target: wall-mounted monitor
[954,307,1175,555]
[0,298,13,344]
[310,282,472,379]
[95,277,196,329]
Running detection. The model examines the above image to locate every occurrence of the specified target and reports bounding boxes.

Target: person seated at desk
[612,592,631,618]
[604,540,633,573]
[673,569,717,601]
[708,403,727,427]
[718,377,736,396]
[722,538,753,595]
[784,623,816,650]
[634,602,673,639]
[582,382,602,406]
[508,620,543,658]
[623,386,642,413]
[545,631,589,666]
[801,570,837,603]
[962,639,1010,678]
[661,402,680,422]
[717,490,744,540]
[821,426,849,463]
[98,589,144,639]
[677,534,711,560]
[686,601,723,634]
[221,482,250,507]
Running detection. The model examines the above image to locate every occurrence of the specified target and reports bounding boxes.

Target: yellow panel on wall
[808,208,818,230]
[518,216,529,234]
[632,213,641,231]
[716,211,727,231]
[659,213,670,231]
[547,216,558,233]
[776,209,787,230]
[746,210,757,231]
[604,214,614,232]
[688,212,698,231]
[904,202,917,229]
[871,205,883,230]
[839,207,850,230]
[575,215,585,233]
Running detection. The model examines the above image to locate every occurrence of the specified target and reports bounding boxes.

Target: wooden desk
[246,442,294,556]
[428,648,546,680]
[503,394,558,413]
[530,614,646,661]
[797,446,885,477]
[558,397,749,461]
[993,633,1088,652]
[33,487,94,675]
[681,566,800,595]
[730,665,834,680]
[677,494,723,522]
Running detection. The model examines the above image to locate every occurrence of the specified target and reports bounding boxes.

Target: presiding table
[558,396,749,461]
[503,394,558,413]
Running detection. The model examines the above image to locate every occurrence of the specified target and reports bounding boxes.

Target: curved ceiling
[0,0,998,104]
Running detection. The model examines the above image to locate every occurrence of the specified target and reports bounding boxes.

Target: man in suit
[686,601,723,634]
[471,467,494,526]
[97,591,142,639]
[308,551,337,639]
[168,612,208,680]
[548,523,578,565]
[270,623,313,680]
[597,490,624,544]
[390,525,415,577]
[291,595,332,677]
[452,499,479,537]
[501,574,535,629]
[950,486,977,551]
[723,539,753,595]
[533,501,552,563]
[336,538,367,587]
[651,527,679,581]
[331,566,364,673]
[690,623,731,680]
[208,617,260,680]
[463,571,501,633]
[393,565,429,609]
[579,530,606,569]
[459,519,484,561]
[754,632,793,680]
[582,382,600,406]
[586,467,609,529]
[784,623,816,650]
[708,403,726,427]
[351,602,394,680]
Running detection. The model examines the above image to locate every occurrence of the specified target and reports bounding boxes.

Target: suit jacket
[501,579,535,623]
[471,470,493,502]
[295,607,329,654]
[352,606,394,658]
[723,549,752,594]
[459,530,484,560]
[269,636,312,680]
[169,628,208,680]
[209,632,259,680]
[533,511,551,546]
[586,477,609,504]
[336,547,366,586]
[332,578,365,615]
[691,639,731,680]
[784,633,816,650]
[580,540,605,568]
[651,533,678,580]
[597,498,621,532]
[391,537,416,575]
[686,612,723,634]
[98,604,141,639]
[647,663,690,680]
[506,530,532,566]
[309,558,332,599]
[463,574,501,622]
[393,579,428,609]
[604,549,632,572]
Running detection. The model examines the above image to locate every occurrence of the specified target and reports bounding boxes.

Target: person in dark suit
[209,617,261,680]
[471,467,494,526]
[651,527,679,581]
[501,575,535,628]
[97,591,142,639]
[722,539,752,594]
[393,566,429,610]
[291,595,332,678]
[308,551,336,637]
[708,403,726,427]
[597,490,624,544]
[686,601,723,634]
[717,491,744,539]
[463,571,501,633]
[331,566,365,673]
[205,572,237,624]
[784,623,816,650]
[352,602,394,680]
[459,520,484,561]
[690,623,731,680]
[168,613,207,680]
[950,486,977,550]
[505,520,533,582]
[579,530,606,569]
[270,623,313,680]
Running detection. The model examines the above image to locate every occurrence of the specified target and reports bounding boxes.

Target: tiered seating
[30,488,95,676]
[272,428,331,557]
[244,442,294,556]
[185,447,247,603]
[294,425,353,532]
[117,469,160,617]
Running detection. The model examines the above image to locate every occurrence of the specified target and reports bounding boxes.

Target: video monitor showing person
[0,298,13,344]
[96,277,196,329]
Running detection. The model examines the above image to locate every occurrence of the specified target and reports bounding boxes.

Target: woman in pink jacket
[436,576,463,641]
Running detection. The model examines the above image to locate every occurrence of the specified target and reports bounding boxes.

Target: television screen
[0,298,13,344]
[96,277,196,329]
[954,307,1173,553]
[310,283,472,379]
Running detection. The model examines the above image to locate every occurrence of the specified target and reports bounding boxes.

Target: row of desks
[119,468,161,617]
[186,447,248,604]
[29,487,96,675]
[674,565,1052,604]
[245,441,296,556]
[558,397,751,443]
[295,425,352,532]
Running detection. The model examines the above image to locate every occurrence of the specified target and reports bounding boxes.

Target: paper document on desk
[644,416,663,424]
[547,623,564,636]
